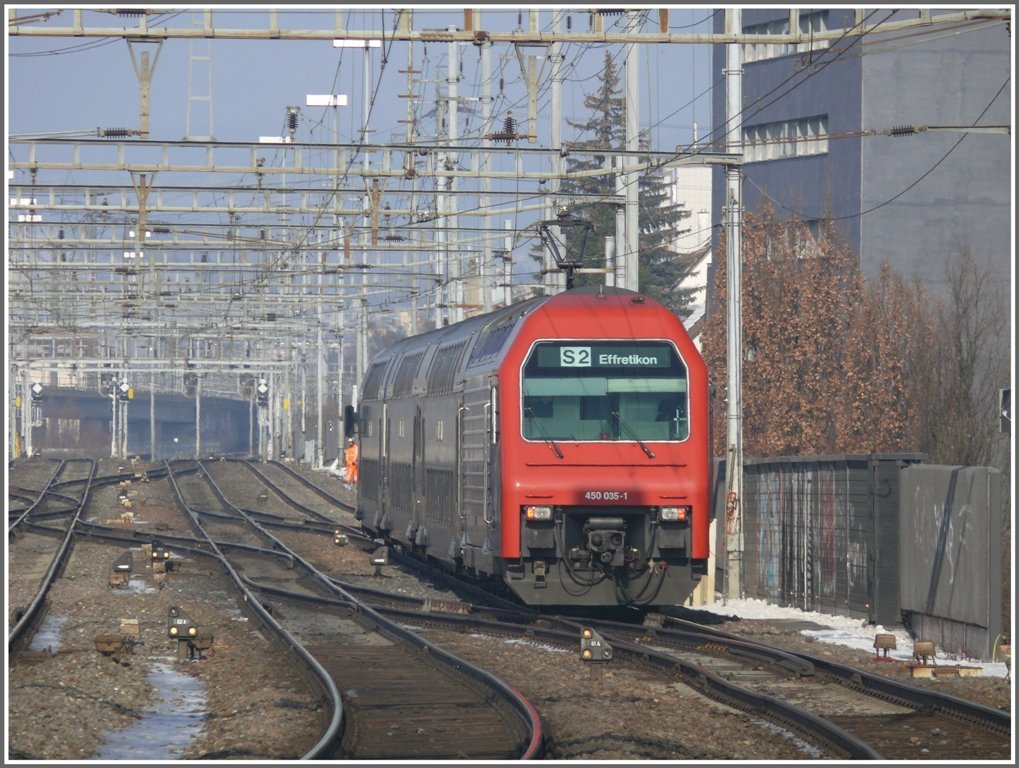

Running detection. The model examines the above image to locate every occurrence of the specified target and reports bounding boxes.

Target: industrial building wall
[710,9,1011,293]
[898,465,1003,660]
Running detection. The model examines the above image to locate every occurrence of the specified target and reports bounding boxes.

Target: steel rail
[191,459,544,759]
[7,459,98,660]
[162,460,344,760]
[660,611,1013,740]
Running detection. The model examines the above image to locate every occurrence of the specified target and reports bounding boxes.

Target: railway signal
[579,627,613,662]
[167,606,198,639]
[151,543,176,573]
[167,606,213,661]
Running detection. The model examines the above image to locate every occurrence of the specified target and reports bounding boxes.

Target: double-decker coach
[353,285,711,609]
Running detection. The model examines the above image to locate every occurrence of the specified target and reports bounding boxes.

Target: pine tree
[636,148,700,315]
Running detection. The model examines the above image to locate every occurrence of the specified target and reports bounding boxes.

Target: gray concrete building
[711,8,1012,289]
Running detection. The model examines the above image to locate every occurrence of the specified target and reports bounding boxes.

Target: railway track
[216,459,1014,760]
[654,613,1013,761]
[8,458,98,659]
[8,456,1009,761]
[167,459,543,760]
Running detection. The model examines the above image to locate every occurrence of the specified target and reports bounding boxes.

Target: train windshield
[521,341,690,442]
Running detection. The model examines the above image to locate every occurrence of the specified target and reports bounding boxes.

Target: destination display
[531,343,673,370]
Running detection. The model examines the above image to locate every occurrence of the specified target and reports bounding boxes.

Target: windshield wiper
[524,407,564,459]
[611,411,655,459]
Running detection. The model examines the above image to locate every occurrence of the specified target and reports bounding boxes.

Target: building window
[743,11,830,64]
[743,115,828,163]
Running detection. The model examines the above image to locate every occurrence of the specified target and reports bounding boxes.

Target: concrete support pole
[548,11,566,295]
[623,10,640,292]
[23,370,33,458]
[447,30,462,323]
[195,375,201,459]
[724,7,745,601]
[358,42,371,385]
[150,372,156,460]
[480,33,494,312]
[316,323,324,467]
[110,387,117,459]
[614,163,625,286]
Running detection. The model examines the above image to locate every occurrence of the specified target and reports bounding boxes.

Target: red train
[353,286,711,609]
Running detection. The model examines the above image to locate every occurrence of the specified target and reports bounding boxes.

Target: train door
[458,382,495,557]
[483,382,499,554]
[456,396,466,551]
[379,402,389,527]
[412,404,425,535]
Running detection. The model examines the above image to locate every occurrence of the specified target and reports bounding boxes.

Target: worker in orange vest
[344,438,359,486]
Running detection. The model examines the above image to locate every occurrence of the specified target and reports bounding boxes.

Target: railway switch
[95,619,142,659]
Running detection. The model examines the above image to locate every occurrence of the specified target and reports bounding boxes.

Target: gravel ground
[6,457,1012,763]
[7,535,326,761]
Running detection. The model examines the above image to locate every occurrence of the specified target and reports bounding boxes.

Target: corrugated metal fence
[712,454,1005,659]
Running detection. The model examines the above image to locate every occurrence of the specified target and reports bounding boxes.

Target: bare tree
[705,202,865,456]
[705,207,1009,470]
[905,246,1010,467]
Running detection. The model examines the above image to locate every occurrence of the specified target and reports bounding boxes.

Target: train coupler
[533,560,548,588]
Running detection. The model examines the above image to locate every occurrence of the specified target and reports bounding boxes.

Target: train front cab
[499,337,711,609]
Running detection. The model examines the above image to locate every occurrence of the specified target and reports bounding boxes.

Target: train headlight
[660,506,691,522]
[524,505,553,521]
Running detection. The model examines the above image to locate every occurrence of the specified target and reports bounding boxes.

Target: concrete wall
[898,465,1003,660]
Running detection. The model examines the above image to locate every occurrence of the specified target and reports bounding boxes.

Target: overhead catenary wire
[8,8,1010,346]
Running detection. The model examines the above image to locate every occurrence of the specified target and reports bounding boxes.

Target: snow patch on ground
[697,597,1010,678]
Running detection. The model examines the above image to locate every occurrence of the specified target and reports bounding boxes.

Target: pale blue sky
[7,7,717,151]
